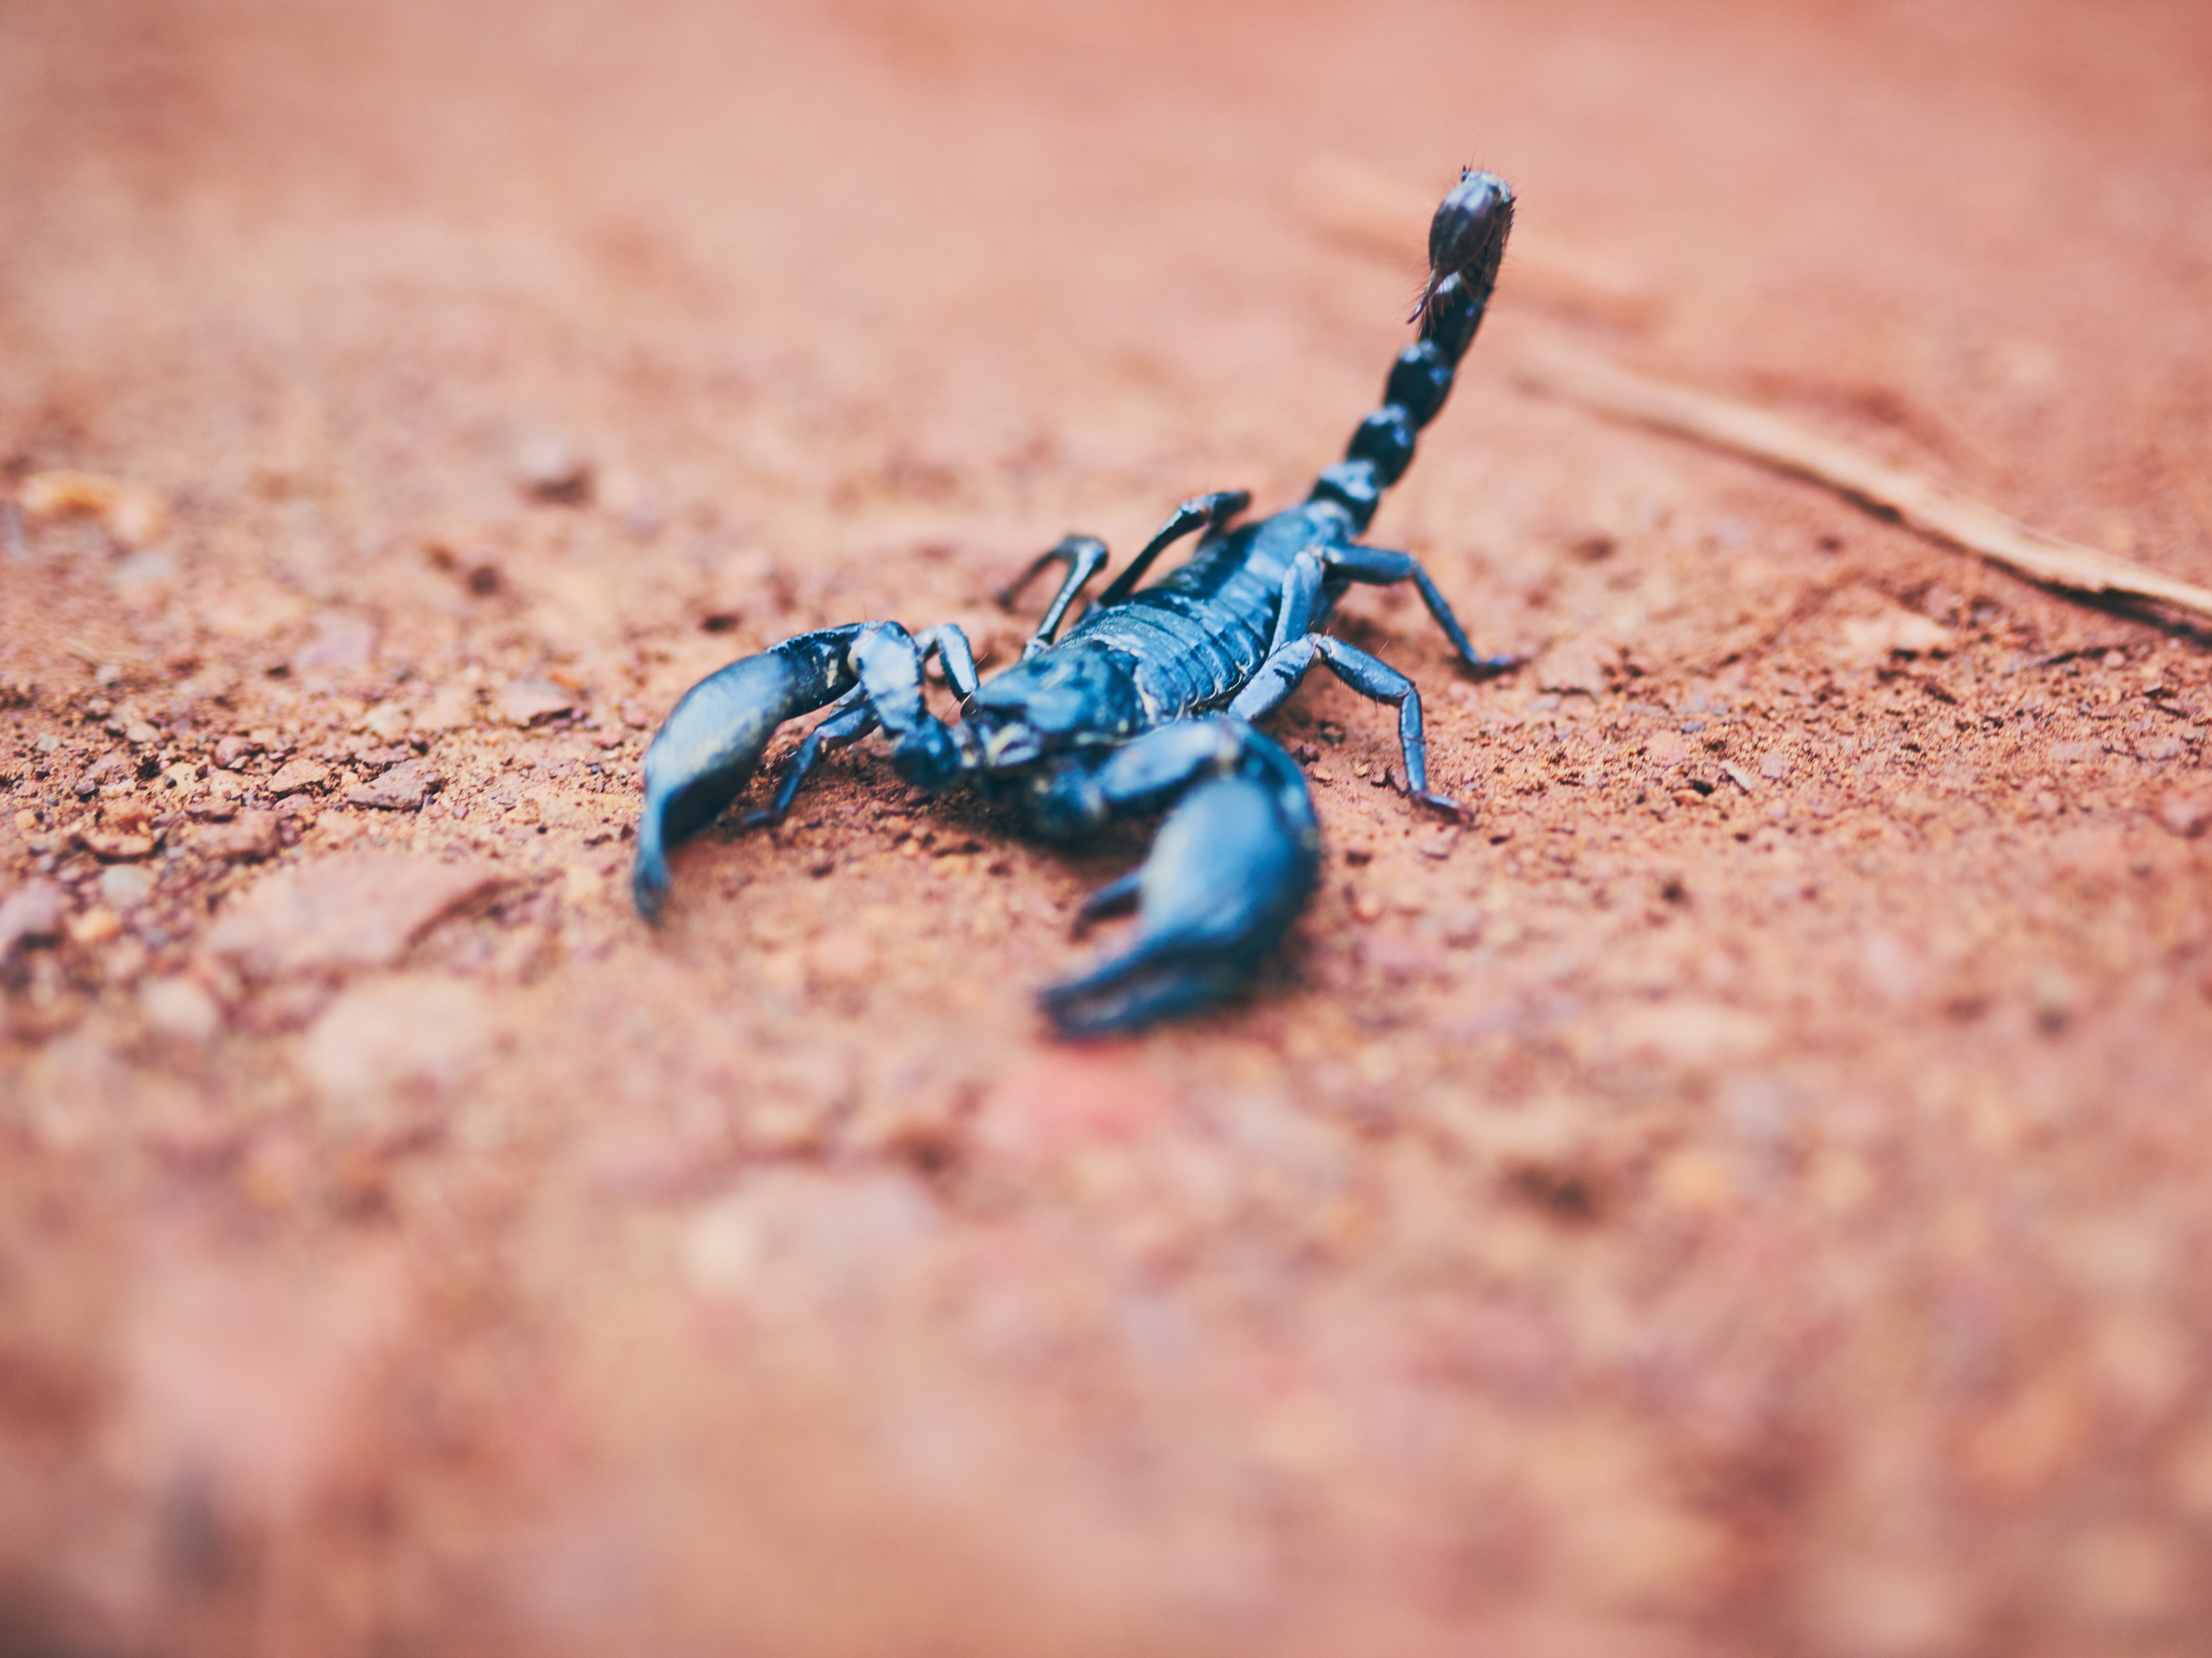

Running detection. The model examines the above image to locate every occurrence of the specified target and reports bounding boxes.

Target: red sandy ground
[5,1,2212,1653]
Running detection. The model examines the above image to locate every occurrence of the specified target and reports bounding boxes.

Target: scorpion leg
[739,688,874,829]
[633,625,867,919]
[997,534,1109,656]
[1230,632,1464,817]
[1094,489,1250,607]
[1325,545,1521,678]
[1262,543,1513,679]
[743,624,977,827]
[1039,720,1321,1036]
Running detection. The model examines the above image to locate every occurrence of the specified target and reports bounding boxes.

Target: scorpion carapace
[634,168,1517,1033]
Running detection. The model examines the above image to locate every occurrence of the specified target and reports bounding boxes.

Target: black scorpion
[633,170,1517,1033]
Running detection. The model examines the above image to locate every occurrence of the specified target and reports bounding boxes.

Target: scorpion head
[958,645,1143,771]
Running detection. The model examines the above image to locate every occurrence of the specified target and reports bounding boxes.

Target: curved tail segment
[1309,168,1515,534]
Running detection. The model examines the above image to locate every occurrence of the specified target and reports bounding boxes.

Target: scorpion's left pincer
[633,626,866,920]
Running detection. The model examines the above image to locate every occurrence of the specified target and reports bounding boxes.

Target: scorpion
[633,169,1517,1034]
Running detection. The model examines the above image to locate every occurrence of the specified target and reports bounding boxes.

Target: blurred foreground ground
[5,1,2212,1653]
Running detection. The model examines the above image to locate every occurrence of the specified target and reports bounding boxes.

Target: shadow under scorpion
[634,170,1518,1034]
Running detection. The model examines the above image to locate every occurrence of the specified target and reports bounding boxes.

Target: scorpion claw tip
[1414,791,1471,820]
[632,869,669,925]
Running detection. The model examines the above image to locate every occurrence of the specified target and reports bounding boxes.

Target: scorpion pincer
[634,169,1518,1034]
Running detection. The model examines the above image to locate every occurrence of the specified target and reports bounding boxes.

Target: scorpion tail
[1041,733,1321,1036]
[632,626,866,921]
[1309,167,1514,534]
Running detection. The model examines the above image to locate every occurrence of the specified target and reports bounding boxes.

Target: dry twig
[1511,341,2212,629]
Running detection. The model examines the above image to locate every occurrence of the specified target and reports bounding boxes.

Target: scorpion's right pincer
[634,168,1520,1033]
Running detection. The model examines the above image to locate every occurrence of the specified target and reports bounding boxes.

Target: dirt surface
[6,1,2212,1652]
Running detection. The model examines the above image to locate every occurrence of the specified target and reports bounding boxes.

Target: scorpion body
[635,170,1516,1032]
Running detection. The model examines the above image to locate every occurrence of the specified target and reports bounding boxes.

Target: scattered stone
[360,702,414,743]
[2032,968,2077,1033]
[416,684,480,732]
[1759,749,1791,781]
[141,975,221,1043]
[516,434,595,504]
[214,734,256,769]
[123,722,159,745]
[74,751,134,797]
[17,468,169,547]
[98,865,156,910]
[82,829,157,861]
[1435,904,1485,946]
[2156,789,2212,839]
[266,758,331,796]
[1835,607,1952,665]
[346,759,443,811]
[196,810,280,863]
[69,908,121,945]
[500,678,575,727]
[0,879,64,960]
[204,852,507,979]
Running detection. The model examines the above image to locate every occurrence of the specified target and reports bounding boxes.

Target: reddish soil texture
[6,1,2212,1653]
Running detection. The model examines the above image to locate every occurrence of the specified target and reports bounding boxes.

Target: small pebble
[516,434,594,504]
[267,758,331,796]
[500,678,575,727]
[70,908,122,944]
[0,879,64,960]
[347,759,444,811]
[2156,790,2212,839]
[98,864,156,910]
[196,811,280,864]
[360,703,413,743]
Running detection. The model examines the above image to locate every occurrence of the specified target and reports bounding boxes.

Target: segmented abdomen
[1061,544,1282,717]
